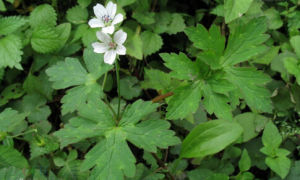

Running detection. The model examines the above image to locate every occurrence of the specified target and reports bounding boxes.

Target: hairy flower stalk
[89,1,126,122]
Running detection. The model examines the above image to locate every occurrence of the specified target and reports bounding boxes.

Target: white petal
[106,1,117,18]
[116,44,126,55]
[93,4,107,19]
[88,18,104,28]
[114,30,127,44]
[102,25,115,34]
[112,14,123,25]
[92,42,109,53]
[104,50,117,64]
[96,31,112,43]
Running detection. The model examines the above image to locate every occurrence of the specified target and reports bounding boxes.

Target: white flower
[88,1,123,34]
[92,30,127,65]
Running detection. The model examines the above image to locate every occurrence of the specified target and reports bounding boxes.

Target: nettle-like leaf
[0,83,25,106]
[29,4,57,28]
[46,48,113,115]
[0,145,29,169]
[0,35,23,69]
[55,99,180,179]
[0,108,26,134]
[66,5,88,24]
[0,167,26,180]
[31,23,71,53]
[0,16,27,35]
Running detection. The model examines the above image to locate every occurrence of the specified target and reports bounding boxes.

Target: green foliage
[0,35,23,69]
[260,121,291,179]
[29,4,57,28]
[0,16,27,35]
[141,31,163,57]
[1,0,300,179]
[55,99,179,179]
[46,48,112,114]
[66,5,88,24]
[224,0,253,23]
[180,120,243,158]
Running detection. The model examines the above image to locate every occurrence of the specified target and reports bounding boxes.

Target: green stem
[115,59,121,123]
[104,96,118,121]
[102,72,108,91]
[8,129,37,138]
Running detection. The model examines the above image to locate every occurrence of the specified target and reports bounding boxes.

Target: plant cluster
[0,0,300,179]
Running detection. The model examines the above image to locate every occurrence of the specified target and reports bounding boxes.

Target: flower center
[109,42,117,49]
[102,15,112,24]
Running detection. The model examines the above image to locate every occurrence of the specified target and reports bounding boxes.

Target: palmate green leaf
[185,24,225,54]
[0,35,23,69]
[141,31,163,57]
[29,4,57,28]
[81,129,136,180]
[0,167,26,180]
[54,99,114,147]
[46,48,113,114]
[223,17,269,66]
[225,67,273,113]
[224,0,253,23]
[0,145,28,169]
[123,119,180,152]
[160,53,201,80]
[0,16,27,35]
[56,99,179,179]
[166,82,202,120]
[0,108,26,133]
[66,5,88,24]
[61,84,102,115]
[46,58,88,89]
[202,83,232,120]
[180,120,243,158]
